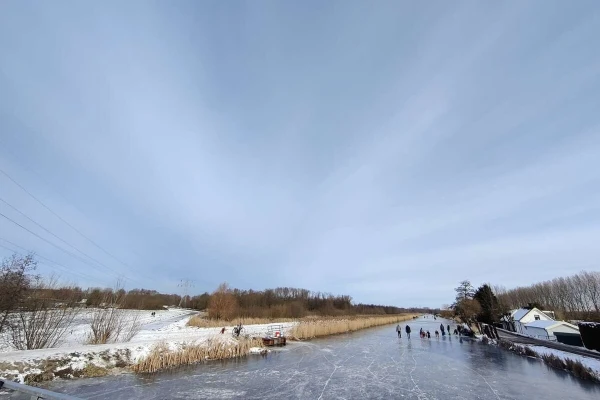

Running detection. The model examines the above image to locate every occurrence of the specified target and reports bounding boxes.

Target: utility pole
[178,279,194,308]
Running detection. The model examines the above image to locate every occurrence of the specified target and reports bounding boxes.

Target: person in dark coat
[427,331,431,339]
[447,324,451,335]
[405,325,411,339]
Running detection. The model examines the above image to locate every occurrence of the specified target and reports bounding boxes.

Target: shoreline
[496,339,600,383]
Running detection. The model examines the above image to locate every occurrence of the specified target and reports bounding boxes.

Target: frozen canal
[28,317,600,398]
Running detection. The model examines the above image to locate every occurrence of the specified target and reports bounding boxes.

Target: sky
[1,1,600,308]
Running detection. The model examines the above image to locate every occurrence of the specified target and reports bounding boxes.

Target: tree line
[446,270,600,326]
[2,253,414,325]
[195,283,416,320]
[494,271,600,321]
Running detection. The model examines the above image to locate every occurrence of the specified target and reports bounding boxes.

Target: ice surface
[29,317,600,400]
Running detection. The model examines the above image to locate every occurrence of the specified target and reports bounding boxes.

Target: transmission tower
[178,279,194,308]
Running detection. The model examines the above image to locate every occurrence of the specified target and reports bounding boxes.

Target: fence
[0,378,82,400]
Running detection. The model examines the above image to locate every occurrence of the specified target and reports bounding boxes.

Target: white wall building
[502,308,555,334]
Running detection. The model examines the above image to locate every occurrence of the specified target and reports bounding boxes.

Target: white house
[502,308,555,334]
[522,320,580,340]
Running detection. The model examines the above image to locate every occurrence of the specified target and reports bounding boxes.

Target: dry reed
[132,337,263,374]
[188,314,415,329]
[288,314,415,340]
[187,316,299,328]
[499,340,599,383]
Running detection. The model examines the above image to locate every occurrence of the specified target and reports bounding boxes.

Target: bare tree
[9,276,80,350]
[208,282,239,320]
[582,271,600,313]
[491,270,600,321]
[0,253,36,333]
[454,280,475,305]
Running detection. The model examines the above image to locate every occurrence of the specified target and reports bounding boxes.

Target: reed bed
[187,316,298,328]
[188,314,415,329]
[541,353,598,381]
[288,314,415,340]
[132,337,264,374]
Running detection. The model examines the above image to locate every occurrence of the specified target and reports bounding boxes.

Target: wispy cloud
[1,1,599,307]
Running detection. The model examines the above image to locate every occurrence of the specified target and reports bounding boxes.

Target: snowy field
[0,308,194,353]
[0,308,296,383]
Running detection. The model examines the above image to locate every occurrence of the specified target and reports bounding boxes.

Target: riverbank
[0,313,415,382]
[498,339,600,383]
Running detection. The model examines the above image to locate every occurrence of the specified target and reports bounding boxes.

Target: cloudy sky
[1,1,599,307]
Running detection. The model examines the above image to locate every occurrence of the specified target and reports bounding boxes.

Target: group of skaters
[396,322,464,339]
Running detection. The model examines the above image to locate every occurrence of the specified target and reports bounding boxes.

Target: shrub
[9,277,80,350]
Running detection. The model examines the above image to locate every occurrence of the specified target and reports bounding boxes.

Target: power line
[0,236,100,282]
[0,211,143,286]
[0,241,103,284]
[0,167,140,273]
[0,196,117,274]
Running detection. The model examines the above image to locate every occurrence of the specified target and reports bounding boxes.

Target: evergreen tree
[474,284,500,324]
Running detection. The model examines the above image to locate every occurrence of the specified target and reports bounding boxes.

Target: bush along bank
[497,339,599,383]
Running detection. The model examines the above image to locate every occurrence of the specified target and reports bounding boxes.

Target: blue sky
[1,1,600,307]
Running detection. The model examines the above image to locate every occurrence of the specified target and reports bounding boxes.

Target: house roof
[525,320,556,329]
[511,309,530,321]
[525,320,580,331]
[507,308,555,322]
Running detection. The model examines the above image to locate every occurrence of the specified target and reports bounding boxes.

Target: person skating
[396,324,402,338]
[405,324,411,339]
[427,331,431,339]
[447,324,451,335]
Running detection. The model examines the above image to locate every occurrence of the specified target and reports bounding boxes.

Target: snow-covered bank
[528,345,600,380]
[497,339,600,383]
[0,309,296,383]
